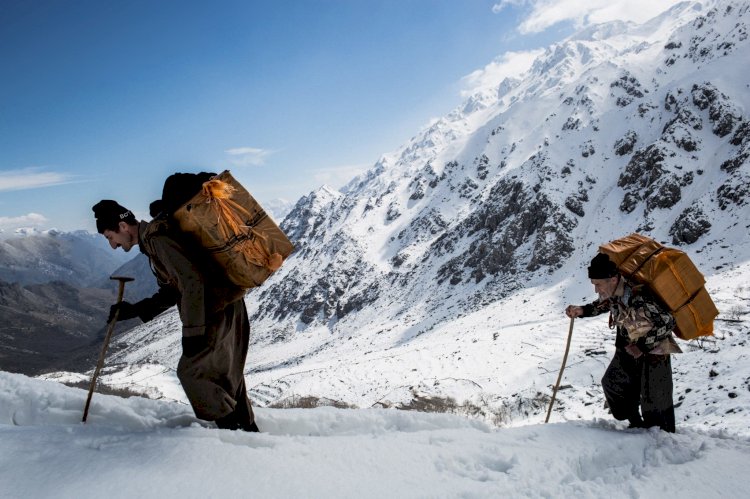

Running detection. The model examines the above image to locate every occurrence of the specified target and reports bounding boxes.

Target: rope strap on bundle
[202,179,283,271]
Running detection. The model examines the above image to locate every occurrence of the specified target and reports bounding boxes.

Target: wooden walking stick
[82,275,134,423]
[545,317,575,423]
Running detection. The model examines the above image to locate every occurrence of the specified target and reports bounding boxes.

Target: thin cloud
[493,0,684,34]
[0,213,48,230]
[0,168,76,192]
[312,164,369,189]
[492,0,525,14]
[225,147,275,167]
[461,49,545,96]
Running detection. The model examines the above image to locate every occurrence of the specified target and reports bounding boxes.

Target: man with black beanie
[565,253,680,432]
[92,196,259,432]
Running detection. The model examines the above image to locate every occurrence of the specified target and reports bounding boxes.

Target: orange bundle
[173,171,293,289]
[201,179,283,271]
[600,233,718,340]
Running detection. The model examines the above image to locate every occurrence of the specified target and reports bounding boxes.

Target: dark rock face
[398,209,449,243]
[476,155,490,180]
[435,178,576,285]
[662,108,702,152]
[729,121,750,147]
[722,121,750,173]
[610,72,645,107]
[562,117,581,131]
[669,205,712,244]
[564,197,585,217]
[618,145,682,214]
[564,184,589,218]
[717,181,749,210]
[691,83,742,138]
[614,131,638,156]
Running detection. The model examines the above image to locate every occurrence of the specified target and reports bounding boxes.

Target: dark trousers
[601,349,675,432]
[177,300,255,428]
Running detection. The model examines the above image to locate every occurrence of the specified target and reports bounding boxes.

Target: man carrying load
[566,253,681,432]
[92,189,260,432]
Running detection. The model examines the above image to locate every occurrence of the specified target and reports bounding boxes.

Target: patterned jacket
[581,280,679,353]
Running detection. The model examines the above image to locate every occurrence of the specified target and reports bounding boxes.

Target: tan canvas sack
[600,233,718,340]
[173,170,294,289]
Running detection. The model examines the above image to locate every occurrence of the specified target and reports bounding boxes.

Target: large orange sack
[600,233,717,340]
[173,170,294,289]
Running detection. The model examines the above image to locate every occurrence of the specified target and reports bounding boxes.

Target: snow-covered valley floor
[1,371,749,499]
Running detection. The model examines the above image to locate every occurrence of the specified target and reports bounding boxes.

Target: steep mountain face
[253,0,749,337]
[89,0,749,426]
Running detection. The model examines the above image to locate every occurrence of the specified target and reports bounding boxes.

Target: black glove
[182,335,209,358]
[108,301,139,323]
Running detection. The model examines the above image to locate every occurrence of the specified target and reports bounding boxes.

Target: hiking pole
[545,317,575,423]
[82,275,134,423]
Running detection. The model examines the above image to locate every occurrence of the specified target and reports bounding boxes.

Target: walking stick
[82,275,134,423]
[545,317,575,423]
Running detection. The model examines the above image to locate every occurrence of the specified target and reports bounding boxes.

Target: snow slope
[2,371,749,498]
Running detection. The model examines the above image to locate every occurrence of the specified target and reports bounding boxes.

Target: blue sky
[0,0,681,232]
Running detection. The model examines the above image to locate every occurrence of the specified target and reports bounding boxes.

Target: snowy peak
[242,0,750,339]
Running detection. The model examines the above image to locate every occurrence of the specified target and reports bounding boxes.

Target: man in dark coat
[565,253,681,432]
[92,199,259,432]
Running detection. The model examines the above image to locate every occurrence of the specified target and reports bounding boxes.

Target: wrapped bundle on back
[599,233,718,340]
[168,170,294,289]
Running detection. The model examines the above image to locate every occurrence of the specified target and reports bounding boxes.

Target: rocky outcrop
[610,72,645,107]
[618,145,680,214]
[435,178,576,285]
[669,205,712,244]
[614,131,638,156]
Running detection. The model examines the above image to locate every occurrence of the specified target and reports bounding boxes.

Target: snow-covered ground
[1,371,749,498]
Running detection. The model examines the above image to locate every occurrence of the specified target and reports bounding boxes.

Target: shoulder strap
[140,217,171,255]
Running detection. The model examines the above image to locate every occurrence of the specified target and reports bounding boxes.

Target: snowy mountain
[0,230,138,375]
[62,0,750,432]
[262,196,296,224]
[0,229,131,287]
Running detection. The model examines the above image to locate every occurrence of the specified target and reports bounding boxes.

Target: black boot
[627,414,644,429]
[243,421,260,433]
[215,411,241,431]
[215,412,259,432]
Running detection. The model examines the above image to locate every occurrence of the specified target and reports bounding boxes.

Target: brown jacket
[136,219,246,337]
[136,218,253,421]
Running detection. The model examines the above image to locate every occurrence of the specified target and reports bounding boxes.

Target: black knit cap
[588,253,618,279]
[92,200,135,234]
